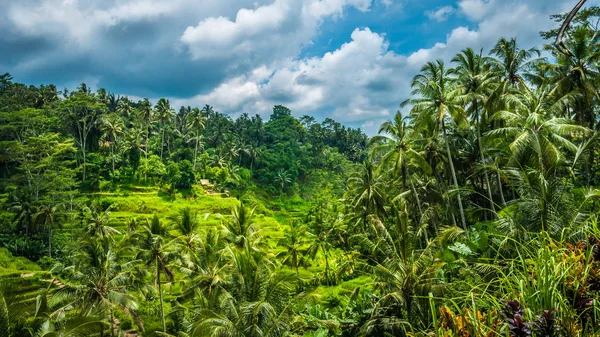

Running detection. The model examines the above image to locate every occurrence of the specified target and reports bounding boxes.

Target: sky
[0,0,595,134]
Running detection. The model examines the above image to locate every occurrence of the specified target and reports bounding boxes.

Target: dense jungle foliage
[2,7,600,337]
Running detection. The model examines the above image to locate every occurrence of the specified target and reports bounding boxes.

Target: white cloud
[176,27,406,124]
[425,6,454,22]
[458,0,491,21]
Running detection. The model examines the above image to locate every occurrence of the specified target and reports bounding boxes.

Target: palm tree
[132,216,175,334]
[116,98,133,121]
[100,114,125,176]
[33,202,63,257]
[356,203,455,334]
[402,60,468,231]
[487,37,542,101]
[57,238,139,337]
[487,86,589,174]
[347,160,388,230]
[451,48,498,214]
[274,169,291,194]
[83,203,120,241]
[247,142,261,170]
[544,24,600,184]
[170,207,201,268]
[221,202,259,252]
[370,112,430,219]
[192,249,296,337]
[277,221,309,274]
[155,98,175,160]
[138,98,154,161]
[307,228,335,286]
[188,107,207,170]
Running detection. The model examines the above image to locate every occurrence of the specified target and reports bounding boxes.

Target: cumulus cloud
[2,0,596,134]
[425,6,454,22]
[176,27,407,125]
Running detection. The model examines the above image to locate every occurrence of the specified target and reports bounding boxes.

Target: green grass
[0,247,41,276]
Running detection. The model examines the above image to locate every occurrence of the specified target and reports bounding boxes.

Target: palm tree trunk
[110,309,115,337]
[145,124,149,182]
[160,126,165,160]
[497,170,506,207]
[475,104,496,215]
[443,124,467,232]
[323,248,330,286]
[111,144,115,178]
[157,261,166,333]
[194,131,199,171]
[48,226,52,258]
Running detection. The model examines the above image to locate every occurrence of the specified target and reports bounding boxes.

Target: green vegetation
[2,8,600,337]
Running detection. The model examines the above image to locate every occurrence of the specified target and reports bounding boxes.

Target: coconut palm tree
[116,98,133,121]
[370,112,431,220]
[33,202,64,257]
[221,202,260,253]
[170,207,202,268]
[155,98,175,160]
[57,238,140,337]
[191,249,296,337]
[451,48,498,214]
[274,169,291,194]
[346,160,388,230]
[189,107,207,170]
[132,216,175,334]
[402,60,469,231]
[100,114,125,176]
[487,86,589,174]
[138,98,154,160]
[277,221,309,274]
[486,37,542,109]
[83,203,120,241]
[356,202,457,335]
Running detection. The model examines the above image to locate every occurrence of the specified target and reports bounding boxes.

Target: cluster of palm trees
[354,35,599,240]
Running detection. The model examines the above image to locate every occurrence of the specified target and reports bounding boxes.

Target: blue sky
[0,0,593,134]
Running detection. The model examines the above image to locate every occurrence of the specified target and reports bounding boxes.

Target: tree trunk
[157,261,166,333]
[497,171,506,207]
[48,226,52,258]
[160,126,165,160]
[443,124,467,232]
[82,136,87,184]
[111,144,115,178]
[475,103,496,215]
[193,131,199,171]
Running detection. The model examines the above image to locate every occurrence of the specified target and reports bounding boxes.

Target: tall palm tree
[170,207,201,268]
[132,216,175,334]
[33,202,63,257]
[83,203,120,241]
[189,107,207,170]
[116,98,133,121]
[100,114,125,176]
[138,98,154,161]
[370,112,430,219]
[307,228,335,286]
[487,86,589,173]
[452,48,498,214]
[402,60,468,231]
[155,98,175,160]
[487,37,542,101]
[346,160,388,229]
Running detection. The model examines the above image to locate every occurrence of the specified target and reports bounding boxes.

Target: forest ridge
[1,5,600,337]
